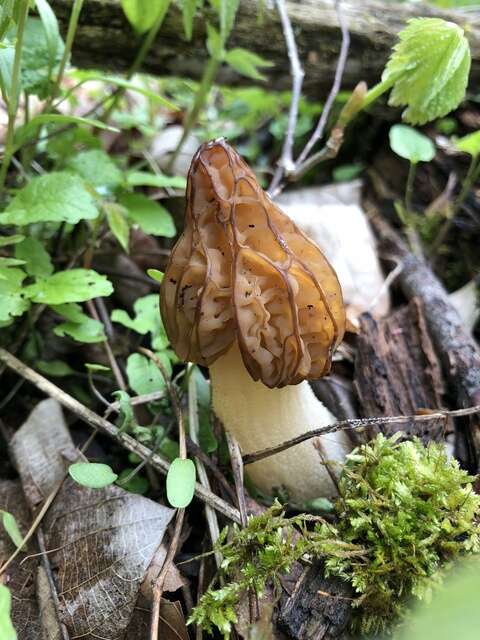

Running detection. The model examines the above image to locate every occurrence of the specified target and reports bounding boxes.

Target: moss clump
[321,434,480,635]
[190,434,480,637]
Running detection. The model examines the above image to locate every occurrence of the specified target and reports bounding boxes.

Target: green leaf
[105,202,130,252]
[332,163,363,182]
[224,48,272,81]
[389,124,436,163]
[126,353,169,395]
[116,468,149,494]
[454,130,480,157]
[35,0,60,65]
[1,510,24,549]
[218,0,240,41]
[85,362,111,372]
[51,302,107,343]
[66,149,123,191]
[0,234,25,247]
[181,0,197,40]
[69,462,118,489]
[25,269,113,304]
[0,585,16,640]
[0,258,26,269]
[1,172,99,225]
[119,192,176,237]
[0,0,15,41]
[120,0,170,34]
[112,294,160,335]
[36,359,75,376]
[126,170,187,190]
[166,458,196,508]
[0,45,14,103]
[206,22,224,60]
[0,268,30,322]
[14,114,118,148]
[112,390,134,431]
[14,17,64,99]
[147,268,164,283]
[15,237,53,279]
[383,18,471,125]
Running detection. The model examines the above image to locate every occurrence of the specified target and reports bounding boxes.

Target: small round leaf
[166,458,196,508]
[69,462,118,489]
[389,124,435,163]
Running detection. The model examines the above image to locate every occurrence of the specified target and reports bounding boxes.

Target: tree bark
[50,0,480,97]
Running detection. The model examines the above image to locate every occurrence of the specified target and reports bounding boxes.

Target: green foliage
[66,149,123,192]
[224,48,273,81]
[14,237,53,279]
[112,294,168,350]
[0,268,30,322]
[454,130,480,157]
[25,269,113,304]
[0,585,16,640]
[126,170,186,190]
[394,558,480,640]
[116,468,149,494]
[1,510,23,549]
[382,18,471,124]
[69,462,118,489]
[181,0,199,40]
[120,0,170,34]
[166,457,196,507]
[36,359,75,376]
[191,436,480,637]
[389,124,436,163]
[119,192,176,237]
[104,202,130,252]
[126,352,170,395]
[1,172,99,225]
[52,303,106,343]
[321,435,480,635]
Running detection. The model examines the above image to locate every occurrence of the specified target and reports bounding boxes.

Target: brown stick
[0,348,241,524]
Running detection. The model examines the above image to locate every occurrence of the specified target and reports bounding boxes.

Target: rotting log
[354,299,449,443]
[369,213,480,471]
[50,0,480,97]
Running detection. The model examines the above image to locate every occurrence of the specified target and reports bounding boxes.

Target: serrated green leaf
[14,237,53,279]
[35,0,60,65]
[120,0,171,34]
[389,124,436,163]
[166,458,196,507]
[454,130,480,157]
[383,18,471,125]
[105,202,130,252]
[36,359,75,376]
[1,510,24,549]
[224,48,272,81]
[25,269,113,304]
[69,462,118,489]
[119,192,176,237]
[66,149,123,191]
[0,267,30,322]
[1,172,99,225]
[0,585,16,640]
[126,171,187,189]
[126,352,171,395]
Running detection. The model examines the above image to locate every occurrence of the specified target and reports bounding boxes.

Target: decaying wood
[354,299,448,443]
[369,213,480,470]
[277,560,352,640]
[49,0,480,97]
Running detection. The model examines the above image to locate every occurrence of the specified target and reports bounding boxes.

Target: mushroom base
[209,344,352,503]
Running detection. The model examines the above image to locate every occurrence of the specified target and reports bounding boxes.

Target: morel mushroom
[160,139,352,502]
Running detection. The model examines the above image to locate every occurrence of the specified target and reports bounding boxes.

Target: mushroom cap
[160,139,346,388]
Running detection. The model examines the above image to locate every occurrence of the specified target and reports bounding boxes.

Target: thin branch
[268,0,305,194]
[0,347,241,524]
[294,0,350,168]
[242,405,480,465]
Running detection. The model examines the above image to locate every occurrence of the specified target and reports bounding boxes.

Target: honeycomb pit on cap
[160,139,352,501]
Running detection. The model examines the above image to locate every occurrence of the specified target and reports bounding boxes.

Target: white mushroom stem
[209,344,353,503]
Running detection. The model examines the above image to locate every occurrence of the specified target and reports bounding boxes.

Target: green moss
[191,435,480,637]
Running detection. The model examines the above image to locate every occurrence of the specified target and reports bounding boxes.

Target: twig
[243,405,480,465]
[188,365,222,568]
[0,348,241,524]
[268,0,305,194]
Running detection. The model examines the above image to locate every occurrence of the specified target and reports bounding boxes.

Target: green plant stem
[102,5,169,123]
[360,76,395,111]
[46,0,85,110]
[405,161,416,214]
[0,0,29,195]
[167,57,220,172]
